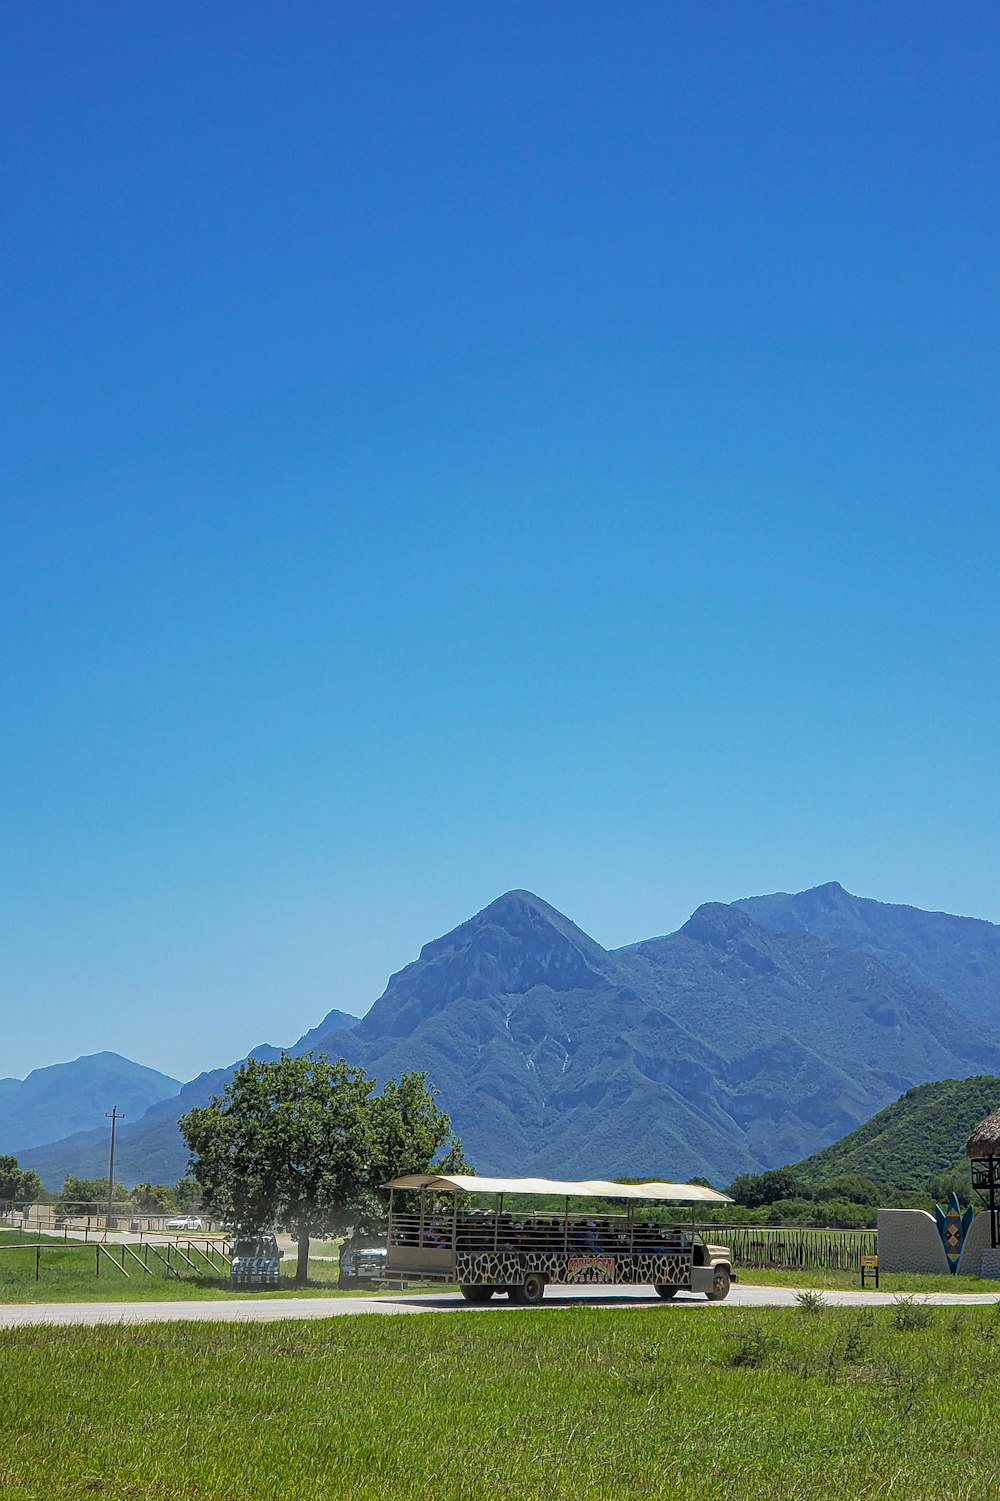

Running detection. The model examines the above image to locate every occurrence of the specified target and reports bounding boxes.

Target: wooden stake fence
[724,1225,878,1271]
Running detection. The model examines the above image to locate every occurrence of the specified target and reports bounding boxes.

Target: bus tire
[706,1267,731,1302]
[654,1284,679,1299]
[459,1284,494,1303]
[517,1273,545,1305]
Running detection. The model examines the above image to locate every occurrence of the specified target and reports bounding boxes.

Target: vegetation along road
[2,1283,998,1326]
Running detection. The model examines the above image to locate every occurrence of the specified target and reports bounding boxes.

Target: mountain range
[14,883,1000,1189]
[0,1053,180,1155]
[15,1011,359,1188]
[735,883,1000,1031]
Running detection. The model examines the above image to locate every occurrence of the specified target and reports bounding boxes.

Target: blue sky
[3,2,998,1083]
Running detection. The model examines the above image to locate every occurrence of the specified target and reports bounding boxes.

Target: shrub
[892,1296,934,1332]
[723,1322,774,1368]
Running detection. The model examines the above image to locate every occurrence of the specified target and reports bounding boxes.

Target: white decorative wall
[978,1247,1000,1280]
[877,1207,997,1278]
[876,1209,949,1274]
[956,1210,993,1277]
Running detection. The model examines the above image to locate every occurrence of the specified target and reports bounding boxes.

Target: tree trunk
[295,1229,310,1286]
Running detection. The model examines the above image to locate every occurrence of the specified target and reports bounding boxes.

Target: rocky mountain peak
[799,880,853,909]
[678,902,758,946]
[416,889,609,970]
[16,880,1000,1189]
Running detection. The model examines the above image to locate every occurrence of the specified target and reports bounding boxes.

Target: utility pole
[105,1107,124,1230]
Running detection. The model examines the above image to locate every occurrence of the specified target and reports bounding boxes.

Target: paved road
[1,1283,998,1327]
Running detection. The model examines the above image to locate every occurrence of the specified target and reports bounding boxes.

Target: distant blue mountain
[0,1052,180,1156]
[735,882,1000,1030]
[19,1012,359,1188]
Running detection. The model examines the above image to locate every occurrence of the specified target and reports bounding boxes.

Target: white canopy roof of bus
[385,1173,732,1204]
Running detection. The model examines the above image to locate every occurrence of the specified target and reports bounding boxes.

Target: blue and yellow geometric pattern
[933,1191,974,1273]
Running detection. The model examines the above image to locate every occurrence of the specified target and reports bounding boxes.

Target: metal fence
[0,1237,232,1283]
[1,1204,216,1235]
[724,1225,878,1271]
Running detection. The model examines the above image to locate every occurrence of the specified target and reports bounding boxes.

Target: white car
[166,1215,203,1231]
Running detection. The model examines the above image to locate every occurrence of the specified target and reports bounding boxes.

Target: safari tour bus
[382,1173,735,1304]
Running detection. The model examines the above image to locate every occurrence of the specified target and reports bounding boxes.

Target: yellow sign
[860,1254,879,1267]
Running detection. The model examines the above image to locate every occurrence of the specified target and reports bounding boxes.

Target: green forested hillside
[790,1075,1000,1189]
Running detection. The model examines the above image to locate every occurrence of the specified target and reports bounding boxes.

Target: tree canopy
[179,1053,466,1283]
[0,1155,42,1204]
[727,1168,805,1208]
[131,1182,178,1212]
[60,1176,128,1215]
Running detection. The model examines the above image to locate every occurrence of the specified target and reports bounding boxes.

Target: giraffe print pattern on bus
[454,1250,689,1288]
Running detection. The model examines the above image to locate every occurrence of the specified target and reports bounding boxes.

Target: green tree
[0,1156,22,1201]
[131,1182,177,1212]
[179,1053,465,1285]
[727,1169,806,1208]
[16,1169,43,1204]
[813,1173,884,1206]
[926,1171,972,1207]
[60,1176,128,1216]
[172,1177,201,1211]
[0,1161,47,1207]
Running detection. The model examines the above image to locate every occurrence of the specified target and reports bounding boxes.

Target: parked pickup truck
[338,1244,387,1289]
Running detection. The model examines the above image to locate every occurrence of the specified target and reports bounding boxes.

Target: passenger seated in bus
[573,1220,602,1253]
[461,1216,491,1250]
[524,1217,548,1249]
[456,1213,482,1248]
[497,1219,520,1253]
[542,1217,563,1248]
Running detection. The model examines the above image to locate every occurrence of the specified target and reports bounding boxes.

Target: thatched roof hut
[966,1107,1000,1158]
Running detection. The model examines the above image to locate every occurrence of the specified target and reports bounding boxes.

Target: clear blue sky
[3,2,998,1083]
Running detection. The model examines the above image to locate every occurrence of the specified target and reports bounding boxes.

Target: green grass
[0,1230,369,1303]
[3,1305,1000,1498]
[6,1230,998,1305]
[297,1237,343,1256]
[736,1266,999,1295]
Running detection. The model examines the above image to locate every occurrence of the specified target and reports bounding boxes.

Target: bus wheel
[517,1273,545,1305]
[459,1284,494,1303]
[654,1284,679,1300]
[706,1267,731,1302]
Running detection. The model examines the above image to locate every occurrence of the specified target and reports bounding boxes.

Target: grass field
[736,1266,998,1295]
[5,1229,998,1304]
[2,1303,1000,1499]
[0,1230,361,1303]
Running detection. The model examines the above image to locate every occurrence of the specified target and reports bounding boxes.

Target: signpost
[860,1252,879,1289]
